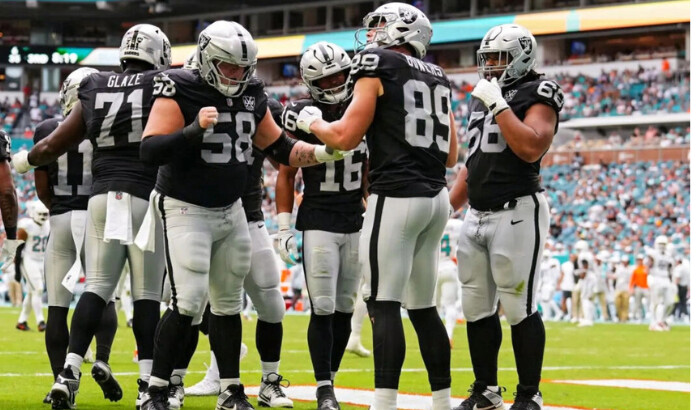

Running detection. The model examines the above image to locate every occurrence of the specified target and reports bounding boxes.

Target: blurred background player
[609,254,632,323]
[646,235,675,331]
[577,259,596,327]
[629,255,650,322]
[538,250,562,321]
[34,66,120,405]
[437,217,462,347]
[276,40,367,410]
[672,256,689,322]
[15,200,49,332]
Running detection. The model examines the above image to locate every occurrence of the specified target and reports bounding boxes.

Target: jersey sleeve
[152,70,182,102]
[523,79,564,113]
[349,48,399,83]
[281,100,313,141]
[0,130,11,162]
[246,79,269,125]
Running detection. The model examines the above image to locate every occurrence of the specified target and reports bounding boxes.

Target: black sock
[95,301,118,363]
[209,313,242,380]
[330,311,353,373]
[68,292,107,356]
[408,307,451,391]
[307,312,333,381]
[152,308,193,380]
[467,313,502,387]
[256,320,282,363]
[132,299,160,361]
[46,306,69,379]
[175,324,200,370]
[199,304,211,336]
[511,312,545,393]
[367,299,405,389]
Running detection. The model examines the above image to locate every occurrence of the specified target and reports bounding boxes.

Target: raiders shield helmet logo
[243,96,255,111]
[519,37,533,54]
[504,89,518,102]
[399,7,418,24]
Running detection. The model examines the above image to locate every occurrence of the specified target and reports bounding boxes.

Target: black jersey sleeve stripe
[526,193,541,316]
[158,193,179,311]
[369,195,386,299]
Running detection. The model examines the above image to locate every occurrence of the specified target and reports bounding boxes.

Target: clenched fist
[198,106,219,128]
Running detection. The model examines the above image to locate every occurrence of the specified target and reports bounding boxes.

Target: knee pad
[500,294,529,326]
[252,288,285,323]
[311,296,336,316]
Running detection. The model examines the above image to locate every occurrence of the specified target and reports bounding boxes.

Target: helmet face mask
[354,2,432,59]
[477,24,537,87]
[300,41,352,104]
[198,21,258,97]
[119,24,171,71]
[58,67,99,117]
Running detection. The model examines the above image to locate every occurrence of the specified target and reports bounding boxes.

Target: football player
[34,67,121,405]
[15,200,50,332]
[0,129,19,293]
[538,250,562,321]
[13,24,171,409]
[136,21,346,410]
[276,41,367,410]
[449,23,563,410]
[295,4,459,409]
[180,98,294,409]
[646,235,675,331]
[437,217,462,347]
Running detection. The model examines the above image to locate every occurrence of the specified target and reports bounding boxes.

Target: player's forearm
[449,167,469,211]
[446,113,459,168]
[275,167,297,214]
[288,142,321,167]
[310,120,361,151]
[494,110,548,163]
[0,186,18,238]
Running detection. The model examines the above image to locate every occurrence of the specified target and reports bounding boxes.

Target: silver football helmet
[300,42,352,104]
[30,200,49,225]
[654,235,669,252]
[119,23,171,71]
[354,2,432,59]
[477,24,537,87]
[197,20,258,97]
[58,67,98,117]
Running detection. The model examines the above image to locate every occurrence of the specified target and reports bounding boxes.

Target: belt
[472,199,518,213]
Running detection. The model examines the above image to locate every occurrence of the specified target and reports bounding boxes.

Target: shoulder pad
[513,78,564,113]
[281,99,314,136]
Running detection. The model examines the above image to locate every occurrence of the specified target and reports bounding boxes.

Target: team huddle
[1,2,564,410]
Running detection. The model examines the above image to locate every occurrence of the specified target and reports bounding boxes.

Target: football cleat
[510,390,543,410]
[136,378,150,409]
[142,385,169,410]
[316,385,340,410]
[16,321,30,331]
[345,335,371,358]
[168,378,185,409]
[216,384,254,410]
[50,367,80,410]
[91,360,123,402]
[258,373,293,408]
[38,321,47,332]
[83,347,94,363]
[43,391,52,404]
[184,365,220,397]
[452,383,505,410]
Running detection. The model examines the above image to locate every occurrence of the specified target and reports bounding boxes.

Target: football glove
[472,78,510,116]
[1,239,23,268]
[274,229,298,266]
[296,106,323,134]
[11,151,35,174]
[314,145,349,163]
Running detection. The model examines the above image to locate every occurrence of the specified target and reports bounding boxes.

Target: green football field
[0,306,689,410]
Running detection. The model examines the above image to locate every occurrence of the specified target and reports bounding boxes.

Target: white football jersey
[648,248,674,278]
[540,257,561,288]
[440,218,462,261]
[19,217,50,261]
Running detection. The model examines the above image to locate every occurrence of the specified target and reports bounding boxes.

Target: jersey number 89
[403,80,451,153]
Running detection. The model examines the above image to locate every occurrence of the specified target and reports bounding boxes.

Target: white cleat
[184,377,220,396]
[83,347,94,363]
[345,335,371,358]
[258,373,293,408]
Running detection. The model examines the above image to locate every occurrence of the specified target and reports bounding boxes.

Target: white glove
[314,145,348,163]
[1,239,23,267]
[296,106,323,134]
[11,151,35,174]
[274,229,298,265]
[472,78,510,116]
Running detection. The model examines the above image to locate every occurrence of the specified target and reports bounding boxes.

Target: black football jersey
[34,118,92,215]
[0,131,10,161]
[153,69,268,208]
[350,48,451,198]
[465,77,563,210]
[283,99,366,233]
[242,98,283,223]
[79,70,160,200]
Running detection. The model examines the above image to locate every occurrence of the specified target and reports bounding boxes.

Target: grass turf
[0,306,689,410]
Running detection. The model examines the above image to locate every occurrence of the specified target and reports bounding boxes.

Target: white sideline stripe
[244,385,587,410]
[548,379,691,393]
[0,364,688,378]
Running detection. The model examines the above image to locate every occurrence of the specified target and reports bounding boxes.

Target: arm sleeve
[14,243,24,282]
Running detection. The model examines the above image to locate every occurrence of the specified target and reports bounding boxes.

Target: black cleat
[316,385,340,410]
[38,321,47,332]
[142,385,169,410]
[91,360,123,402]
[50,367,80,410]
[16,321,30,331]
[43,391,52,404]
[510,390,543,410]
[216,383,254,410]
[452,383,505,410]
